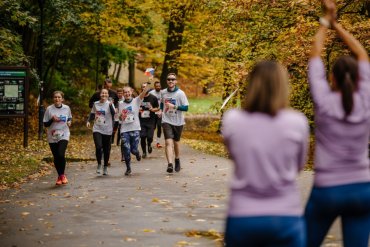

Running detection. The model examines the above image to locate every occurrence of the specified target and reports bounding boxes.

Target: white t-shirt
[118,97,142,133]
[161,88,189,126]
[43,104,72,143]
[149,89,161,105]
[149,89,162,117]
[91,100,115,135]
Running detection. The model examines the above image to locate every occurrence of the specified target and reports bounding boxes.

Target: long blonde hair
[243,61,289,116]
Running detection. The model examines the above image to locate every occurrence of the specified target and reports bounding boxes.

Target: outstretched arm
[332,22,369,61]
[310,25,328,59]
[321,0,368,61]
[310,0,337,58]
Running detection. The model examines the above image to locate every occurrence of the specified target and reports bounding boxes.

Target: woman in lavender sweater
[222,61,309,246]
[305,1,370,246]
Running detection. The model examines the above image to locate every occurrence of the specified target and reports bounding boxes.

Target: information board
[0,69,28,116]
[0,67,29,147]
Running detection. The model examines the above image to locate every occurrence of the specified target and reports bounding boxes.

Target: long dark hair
[332,56,358,118]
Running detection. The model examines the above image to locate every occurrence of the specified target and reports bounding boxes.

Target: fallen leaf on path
[123,237,137,242]
[176,240,191,246]
[142,229,155,233]
[185,229,224,243]
[195,219,206,222]
[21,212,30,216]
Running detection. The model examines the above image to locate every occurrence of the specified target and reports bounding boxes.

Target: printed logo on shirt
[122,106,133,114]
[96,110,106,116]
[121,106,134,123]
[165,98,176,112]
[95,110,106,126]
[58,115,67,123]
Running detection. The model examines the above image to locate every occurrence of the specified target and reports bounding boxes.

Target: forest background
[0,0,369,188]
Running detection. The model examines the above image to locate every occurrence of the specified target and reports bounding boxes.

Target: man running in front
[161,73,189,173]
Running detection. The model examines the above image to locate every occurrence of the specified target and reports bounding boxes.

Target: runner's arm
[43,119,53,127]
[174,105,188,111]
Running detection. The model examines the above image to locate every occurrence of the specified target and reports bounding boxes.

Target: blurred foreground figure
[304,1,370,247]
[222,61,309,247]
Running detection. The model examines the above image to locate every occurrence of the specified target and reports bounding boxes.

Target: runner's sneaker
[96,164,102,174]
[156,143,162,148]
[167,163,174,173]
[148,145,153,154]
[142,152,147,159]
[103,166,108,175]
[136,153,141,161]
[61,174,68,184]
[125,167,131,176]
[55,176,62,186]
[175,158,181,172]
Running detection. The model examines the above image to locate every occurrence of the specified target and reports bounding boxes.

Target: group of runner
[44,72,189,182]
[86,73,189,176]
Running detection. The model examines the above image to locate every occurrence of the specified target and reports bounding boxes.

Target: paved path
[0,143,344,247]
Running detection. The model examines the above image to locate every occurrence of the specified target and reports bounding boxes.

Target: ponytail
[341,73,354,117]
[332,56,359,119]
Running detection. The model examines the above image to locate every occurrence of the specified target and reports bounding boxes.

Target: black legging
[93,132,112,166]
[49,140,68,176]
[155,116,162,139]
[116,123,121,146]
[140,124,155,153]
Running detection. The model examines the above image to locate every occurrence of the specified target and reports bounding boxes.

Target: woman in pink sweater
[222,61,309,246]
[305,1,370,246]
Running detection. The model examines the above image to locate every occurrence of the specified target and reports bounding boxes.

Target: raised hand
[322,0,337,22]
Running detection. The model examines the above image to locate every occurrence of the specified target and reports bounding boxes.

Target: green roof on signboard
[0,71,26,77]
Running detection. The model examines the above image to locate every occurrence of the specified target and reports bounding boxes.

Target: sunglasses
[167,78,176,81]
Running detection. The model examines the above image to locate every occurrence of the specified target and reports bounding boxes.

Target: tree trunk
[22,27,38,67]
[160,5,188,89]
[112,63,117,79]
[116,63,122,83]
[128,59,135,89]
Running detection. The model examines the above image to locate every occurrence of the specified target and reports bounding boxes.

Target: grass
[0,155,40,185]
[188,96,220,114]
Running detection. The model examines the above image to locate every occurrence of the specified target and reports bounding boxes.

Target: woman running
[222,61,309,246]
[118,86,149,176]
[305,1,370,246]
[43,91,72,185]
[86,89,115,176]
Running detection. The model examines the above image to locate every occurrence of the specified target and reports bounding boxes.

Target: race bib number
[124,113,135,123]
[51,129,64,141]
[167,109,177,116]
[141,110,150,118]
[95,115,106,126]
